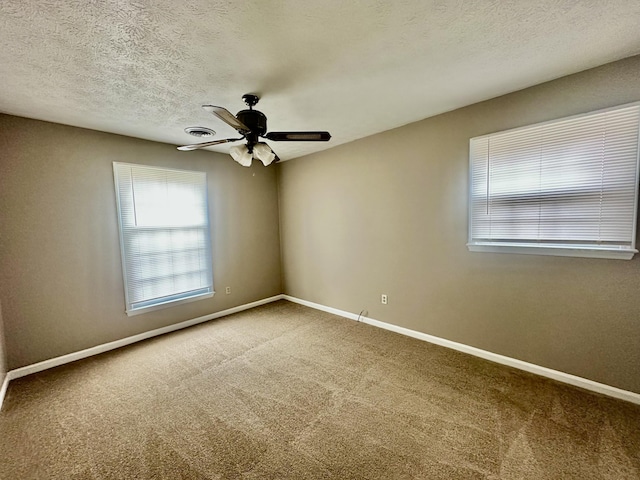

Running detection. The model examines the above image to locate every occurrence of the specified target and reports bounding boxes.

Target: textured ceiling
[1,1,640,161]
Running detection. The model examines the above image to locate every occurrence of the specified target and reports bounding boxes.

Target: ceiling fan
[177,94,331,166]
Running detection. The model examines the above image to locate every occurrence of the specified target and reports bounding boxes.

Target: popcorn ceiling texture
[0,0,639,160]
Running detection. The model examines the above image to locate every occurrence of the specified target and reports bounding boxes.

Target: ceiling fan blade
[264,131,331,142]
[202,105,250,132]
[177,138,242,151]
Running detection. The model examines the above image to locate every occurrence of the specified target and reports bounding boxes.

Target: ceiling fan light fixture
[253,142,276,166]
[229,144,252,167]
[180,94,331,164]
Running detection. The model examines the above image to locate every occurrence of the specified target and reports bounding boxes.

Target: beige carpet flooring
[1,300,639,479]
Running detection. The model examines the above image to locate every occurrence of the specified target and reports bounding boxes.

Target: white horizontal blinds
[470,104,640,249]
[470,136,490,238]
[114,163,213,312]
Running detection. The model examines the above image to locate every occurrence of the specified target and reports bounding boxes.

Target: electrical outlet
[381,294,388,305]
[225,286,231,294]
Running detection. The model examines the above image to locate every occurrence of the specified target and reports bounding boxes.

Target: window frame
[113,162,214,316]
[467,102,640,260]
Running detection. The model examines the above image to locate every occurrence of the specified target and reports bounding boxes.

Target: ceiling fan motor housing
[236,109,267,135]
[236,109,267,149]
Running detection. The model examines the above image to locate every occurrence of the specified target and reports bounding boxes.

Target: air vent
[184,126,216,138]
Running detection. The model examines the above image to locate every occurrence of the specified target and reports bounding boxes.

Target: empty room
[1,1,640,478]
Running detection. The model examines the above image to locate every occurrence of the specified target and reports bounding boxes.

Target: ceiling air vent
[184,126,216,137]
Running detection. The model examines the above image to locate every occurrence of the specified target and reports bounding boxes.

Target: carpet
[1,300,639,479]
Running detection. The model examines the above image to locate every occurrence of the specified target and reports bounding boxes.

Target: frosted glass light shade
[229,144,252,167]
[253,142,276,166]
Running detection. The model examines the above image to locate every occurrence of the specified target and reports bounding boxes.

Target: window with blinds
[468,102,640,260]
[113,163,214,315]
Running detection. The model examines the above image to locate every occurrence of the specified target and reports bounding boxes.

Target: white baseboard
[283,295,640,406]
[4,293,638,410]
[0,374,9,412]
[5,294,285,387]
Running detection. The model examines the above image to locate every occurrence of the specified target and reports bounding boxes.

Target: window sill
[467,243,637,260]
[126,291,215,317]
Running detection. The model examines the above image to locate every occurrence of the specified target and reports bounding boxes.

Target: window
[468,102,640,260]
[113,163,213,315]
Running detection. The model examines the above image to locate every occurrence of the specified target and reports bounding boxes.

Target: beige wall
[278,55,640,394]
[2,57,639,395]
[0,116,282,369]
